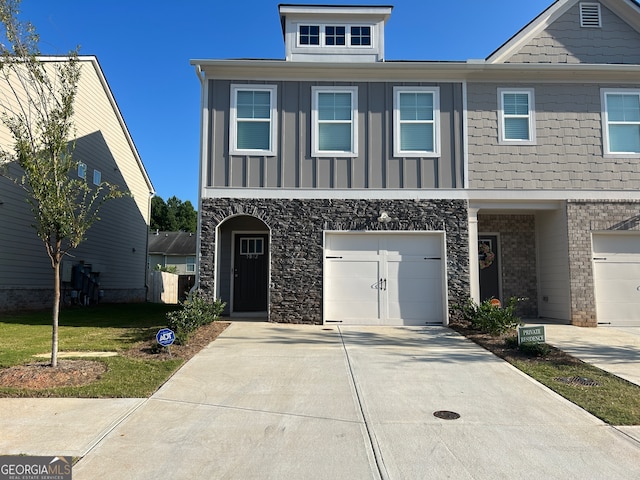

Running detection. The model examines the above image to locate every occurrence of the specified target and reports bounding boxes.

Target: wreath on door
[478,242,495,269]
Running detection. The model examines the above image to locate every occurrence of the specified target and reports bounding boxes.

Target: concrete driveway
[67,323,640,479]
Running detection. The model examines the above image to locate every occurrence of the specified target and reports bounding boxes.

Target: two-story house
[0,56,154,311]
[192,0,640,327]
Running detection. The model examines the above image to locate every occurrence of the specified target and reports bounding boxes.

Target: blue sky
[21,0,553,206]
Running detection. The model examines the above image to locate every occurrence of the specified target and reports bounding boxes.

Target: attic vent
[580,2,601,28]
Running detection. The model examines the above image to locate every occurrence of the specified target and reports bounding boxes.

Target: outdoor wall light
[377,211,398,223]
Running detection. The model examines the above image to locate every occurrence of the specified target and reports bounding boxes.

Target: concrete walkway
[542,324,640,387]
[2,323,640,479]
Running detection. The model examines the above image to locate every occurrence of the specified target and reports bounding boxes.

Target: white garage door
[593,234,640,326]
[324,232,447,326]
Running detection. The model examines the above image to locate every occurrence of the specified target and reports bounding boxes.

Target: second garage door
[324,232,447,326]
[593,233,640,327]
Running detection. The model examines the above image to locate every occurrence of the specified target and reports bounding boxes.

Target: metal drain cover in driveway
[433,410,460,420]
[555,376,600,387]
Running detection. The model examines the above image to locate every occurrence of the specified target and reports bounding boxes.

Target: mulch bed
[449,321,583,366]
[0,322,229,391]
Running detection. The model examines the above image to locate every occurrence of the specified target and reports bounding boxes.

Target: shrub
[453,296,522,336]
[166,290,226,344]
[518,341,551,357]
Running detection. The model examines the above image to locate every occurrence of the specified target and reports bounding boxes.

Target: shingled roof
[148,231,196,256]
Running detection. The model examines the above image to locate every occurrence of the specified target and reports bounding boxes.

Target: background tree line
[151,195,197,232]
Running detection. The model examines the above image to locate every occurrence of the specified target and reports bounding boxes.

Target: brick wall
[478,214,538,318]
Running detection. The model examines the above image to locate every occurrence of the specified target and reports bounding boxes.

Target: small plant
[453,296,522,336]
[166,290,226,344]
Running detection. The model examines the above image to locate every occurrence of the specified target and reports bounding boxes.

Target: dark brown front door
[233,234,268,312]
[479,235,500,302]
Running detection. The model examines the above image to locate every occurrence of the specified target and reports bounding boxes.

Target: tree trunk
[51,254,61,368]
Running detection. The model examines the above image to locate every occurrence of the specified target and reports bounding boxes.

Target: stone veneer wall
[200,198,470,324]
[478,214,538,318]
[567,200,640,327]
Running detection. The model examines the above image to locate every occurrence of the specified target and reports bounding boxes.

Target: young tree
[0,0,125,367]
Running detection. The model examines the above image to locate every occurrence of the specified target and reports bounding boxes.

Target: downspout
[193,64,206,294]
[145,191,154,301]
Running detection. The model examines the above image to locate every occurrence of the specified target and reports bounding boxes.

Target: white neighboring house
[0,56,154,311]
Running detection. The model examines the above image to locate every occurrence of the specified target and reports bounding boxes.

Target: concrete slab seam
[338,325,388,480]
[612,426,640,447]
[150,397,366,425]
[78,399,148,457]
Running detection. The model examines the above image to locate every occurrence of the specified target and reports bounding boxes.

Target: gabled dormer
[278,4,393,62]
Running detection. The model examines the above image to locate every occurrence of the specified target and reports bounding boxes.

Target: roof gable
[487,0,640,64]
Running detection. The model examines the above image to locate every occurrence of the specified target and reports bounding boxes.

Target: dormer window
[299,25,319,45]
[297,23,374,48]
[350,26,371,46]
[325,26,346,46]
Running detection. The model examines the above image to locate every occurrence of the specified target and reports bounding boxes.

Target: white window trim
[186,256,196,273]
[229,84,278,156]
[311,86,359,158]
[296,23,374,49]
[77,162,87,179]
[93,169,101,185]
[601,88,640,157]
[498,88,536,145]
[393,86,441,158]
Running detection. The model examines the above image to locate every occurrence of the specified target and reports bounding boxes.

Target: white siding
[0,58,152,306]
[536,208,571,320]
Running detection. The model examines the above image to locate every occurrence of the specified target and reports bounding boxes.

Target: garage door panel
[594,262,640,280]
[325,260,379,321]
[385,235,441,257]
[327,234,381,254]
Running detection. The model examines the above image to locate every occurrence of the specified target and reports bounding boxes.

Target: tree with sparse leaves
[0,0,125,367]
[151,195,197,232]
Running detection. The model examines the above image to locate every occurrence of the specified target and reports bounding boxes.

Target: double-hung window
[393,86,440,157]
[229,84,277,156]
[602,89,640,155]
[312,86,358,157]
[498,88,536,144]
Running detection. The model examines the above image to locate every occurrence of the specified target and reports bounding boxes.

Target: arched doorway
[216,215,270,317]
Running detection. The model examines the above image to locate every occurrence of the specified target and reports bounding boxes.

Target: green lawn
[0,303,183,397]
[511,358,640,426]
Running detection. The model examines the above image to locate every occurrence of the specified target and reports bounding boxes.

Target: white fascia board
[278,5,392,18]
[189,59,640,83]
[202,187,640,202]
[600,0,640,34]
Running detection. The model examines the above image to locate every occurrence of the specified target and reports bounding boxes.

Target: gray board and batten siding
[207,80,465,190]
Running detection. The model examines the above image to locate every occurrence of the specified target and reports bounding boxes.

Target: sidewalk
[540,324,640,386]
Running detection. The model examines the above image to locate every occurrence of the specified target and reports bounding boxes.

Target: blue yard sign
[156,328,175,347]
